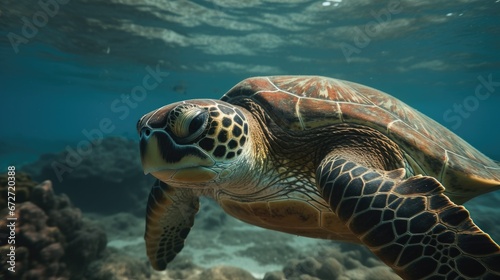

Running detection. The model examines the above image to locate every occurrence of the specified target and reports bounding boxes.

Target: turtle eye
[188,112,208,135]
[168,104,209,143]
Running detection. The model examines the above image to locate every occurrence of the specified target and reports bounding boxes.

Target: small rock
[283,259,301,277]
[40,243,64,263]
[344,257,363,270]
[344,267,368,280]
[263,271,286,280]
[297,257,322,275]
[65,224,107,273]
[365,257,383,268]
[364,266,401,280]
[317,247,346,264]
[86,249,151,280]
[297,275,320,280]
[30,180,57,211]
[317,257,343,279]
[190,265,256,280]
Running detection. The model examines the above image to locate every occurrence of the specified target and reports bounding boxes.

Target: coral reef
[22,137,155,214]
[0,179,107,280]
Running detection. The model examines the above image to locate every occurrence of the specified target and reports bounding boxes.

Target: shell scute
[251,88,302,130]
[297,98,342,130]
[386,120,445,179]
[221,76,500,197]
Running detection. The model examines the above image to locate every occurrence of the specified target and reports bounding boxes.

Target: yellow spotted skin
[137,76,500,279]
[200,102,249,160]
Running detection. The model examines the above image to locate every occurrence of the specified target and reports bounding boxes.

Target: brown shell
[221,76,500,202]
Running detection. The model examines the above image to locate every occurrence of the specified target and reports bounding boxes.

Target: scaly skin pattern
[317,156,500,279]
[144,180,199,270]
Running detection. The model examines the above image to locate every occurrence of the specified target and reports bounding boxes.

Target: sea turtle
[137,76,500,279]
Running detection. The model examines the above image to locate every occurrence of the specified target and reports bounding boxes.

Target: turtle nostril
[141,128,152,138]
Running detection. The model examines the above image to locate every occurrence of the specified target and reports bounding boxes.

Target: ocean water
[1,0,499,279]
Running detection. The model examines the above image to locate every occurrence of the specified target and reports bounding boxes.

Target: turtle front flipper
[316,156,500,279]
[145,180,199,270]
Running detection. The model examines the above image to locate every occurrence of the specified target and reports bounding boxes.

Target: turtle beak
[138,127,216,182]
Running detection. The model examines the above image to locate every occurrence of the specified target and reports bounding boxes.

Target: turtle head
[137,100,250,185]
